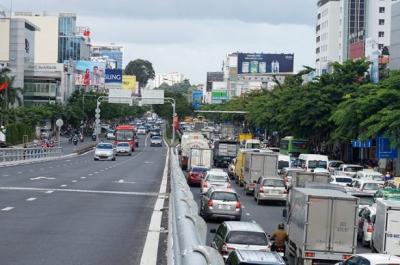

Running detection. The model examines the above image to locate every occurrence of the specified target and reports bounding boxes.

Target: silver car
[116,142,132,156]
[200,187,241,221]
[254,177,287,205]
[200,170,231,194]
[94,143,116,161]
[150,135,163,146]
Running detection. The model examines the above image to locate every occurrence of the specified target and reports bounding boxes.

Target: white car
[201,170,230,194]
[330,175,354,186]
[150,136,163,147]
[335,164,364,177]
[336,254,400,265]
[94,143,116,161]
[115,142,132,156]
[137,126,146,135]
[106,130,115,140]
[350,179,384,195]
[254,177,287,205]
[356,169,383,181]
[358,205,376,247]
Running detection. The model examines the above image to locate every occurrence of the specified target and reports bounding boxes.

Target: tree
[124,59,155,91]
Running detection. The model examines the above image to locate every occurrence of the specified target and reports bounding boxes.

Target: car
[253,177,287,205]
[226,250,286,265]
[374,188,400,201]
[328,160,344,173]
[349,179,384,195]
[335,164,364,177]
[199,187,242,221]
[335,254,400,265]
[150,128,161,137]
[210,221,270,260]
[330,175,354,186]
[201,170,230,194]
[357,205,376,247]
[137,126,146,135]
[94,143,116,161]
[355,169,383,181]
[187,166,208,186]
[106,129,115,140]
[150,135,163,146]
[115,142,132,156]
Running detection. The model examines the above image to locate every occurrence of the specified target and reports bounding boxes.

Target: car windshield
[335,177,353,183]
[344,166,363,172]
[117,143,129,147]
[226,231,268,245]
[363,183,381,190]
[97,144,112,149]
[152,136,161,140]
[329,162,343,168]
[192,167,207,173]
[116,130,133,141]
[263,179,285,187]
[207,174,228,182]
[211,192,238,201]
[278,161,289,169]
[308,160,327,169]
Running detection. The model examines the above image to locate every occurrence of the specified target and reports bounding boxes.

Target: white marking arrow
[116,179,136,184]
[30,176,56,180]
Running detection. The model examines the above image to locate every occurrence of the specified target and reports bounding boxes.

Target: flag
[0,82,9,92]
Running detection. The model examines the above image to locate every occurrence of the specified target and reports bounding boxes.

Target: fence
[168,148,224,265]
[0,147,63,164]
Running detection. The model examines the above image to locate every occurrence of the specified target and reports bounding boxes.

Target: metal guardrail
[168,148,224,265]
[0,147,63,163]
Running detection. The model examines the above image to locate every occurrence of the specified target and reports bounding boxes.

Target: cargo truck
[284,188,358,265]
[289,171,331,189]
[243,152,279,195]
[188,147,213,171]
[213,140,238,168]
[180,132,208,170]
[371,199,400,255]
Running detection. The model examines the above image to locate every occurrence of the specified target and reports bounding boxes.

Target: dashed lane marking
[80,177,86,179]
[72,180,77,183]
[60,184,67,187]
[26,197,37,201]
[1,207,14,211]
[45,191,54,194]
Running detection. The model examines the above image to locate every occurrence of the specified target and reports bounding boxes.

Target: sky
[7,0,317,84]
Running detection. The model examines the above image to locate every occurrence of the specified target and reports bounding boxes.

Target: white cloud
[80,17,315,84]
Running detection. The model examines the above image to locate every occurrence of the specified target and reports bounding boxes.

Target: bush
[5,123,35,145]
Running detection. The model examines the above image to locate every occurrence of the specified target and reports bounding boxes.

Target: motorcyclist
[271,223,288,251]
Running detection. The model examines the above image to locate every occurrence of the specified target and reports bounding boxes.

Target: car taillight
[259,186,264,193]
[236,201,241,209]
[207,199,213,207]
[367,223,374,233]
[305,252,315,258]
[221,243,234,256]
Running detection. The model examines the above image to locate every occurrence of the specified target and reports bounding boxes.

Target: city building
[315,0,340,75]
[154,72,184,87]
[390,1,400,69]
[91,44,123,70]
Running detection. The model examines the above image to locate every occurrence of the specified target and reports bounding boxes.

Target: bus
[279,136,308,157]
[114,125,137,151]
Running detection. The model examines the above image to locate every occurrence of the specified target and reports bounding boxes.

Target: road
[189,172,371,255]
[0,135,167,265]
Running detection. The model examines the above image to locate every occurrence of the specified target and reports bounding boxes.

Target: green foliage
[124,59,155,89]
[5,123,35,145]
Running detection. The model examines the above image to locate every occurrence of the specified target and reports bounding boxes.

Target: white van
[298,154,329,172]
[278,154,291,174]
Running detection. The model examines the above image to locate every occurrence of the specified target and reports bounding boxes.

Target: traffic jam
[177,121,400,265]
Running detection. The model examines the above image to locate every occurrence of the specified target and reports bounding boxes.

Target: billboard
[211,90,228,104]
[192,91,203,109]
[349,41,365,60]
[105,69,123,84]
[237,53,294,74]
[75,60,105,86]
[141,89,164,105]
[122,75,136,91]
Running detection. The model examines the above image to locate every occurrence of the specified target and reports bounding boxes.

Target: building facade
[91,44,123,70]
[154,72,184,87]
[390,1,400,69]
[316,0,340,75]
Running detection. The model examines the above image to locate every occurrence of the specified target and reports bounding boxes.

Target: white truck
[213,140,238,168]
[0,126,6,148]
[179,132,209,170]
[188,147,213,171]
[289,171,331,188]
[371,199,400,255]
[243,152,279,195]
[284,188,358,265]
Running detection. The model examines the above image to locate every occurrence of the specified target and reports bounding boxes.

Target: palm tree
[0,67,22,125]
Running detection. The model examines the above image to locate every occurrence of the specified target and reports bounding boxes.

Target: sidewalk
[59,136,95,155]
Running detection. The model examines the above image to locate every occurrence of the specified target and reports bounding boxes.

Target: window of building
[379,7,385,13]
[316,47,320,54]
[378,44,384,50]
[379,19,385,25]
[379,31,385,37]
[316,36,320,43]
[317,13,321,19]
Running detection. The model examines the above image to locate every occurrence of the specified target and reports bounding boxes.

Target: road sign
[142,90,164,105]
[95,108,100,114]
[56,119,63,127]
[95,113,100,119]
[377,137,398,159]
[108,89,132,104]
[95,118,100,123]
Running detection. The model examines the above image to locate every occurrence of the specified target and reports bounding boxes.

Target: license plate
[270,190,280,195]
[218,204,230,210]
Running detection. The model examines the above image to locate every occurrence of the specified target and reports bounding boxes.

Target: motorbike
[92,134,97,141]
[73,137,78,146]
[79,133,84,142]
[268,236,285,257]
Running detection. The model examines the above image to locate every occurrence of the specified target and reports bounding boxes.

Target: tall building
[154,72,184,87]
[390,1,400,69]
[91,44,123,69]
[316,0,341,75]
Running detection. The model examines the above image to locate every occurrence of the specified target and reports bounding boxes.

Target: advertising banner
[349,41,365,60]
[237,53,294,74]
[211,90,228,104]
[75,61,105,86]
[192,91,203,109]
[105,69,123,84]
[122,75,136,91]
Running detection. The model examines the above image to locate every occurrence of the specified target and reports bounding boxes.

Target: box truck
[188,147,213,171]
[213,140,238,168]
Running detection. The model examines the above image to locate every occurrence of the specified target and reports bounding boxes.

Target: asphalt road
[189,170,371,257]
[0,135,167,265]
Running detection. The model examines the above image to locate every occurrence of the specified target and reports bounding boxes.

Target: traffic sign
[95,108,100,114]
[95,113,100,119]
[56,119,64,127]
[95,118,100,123]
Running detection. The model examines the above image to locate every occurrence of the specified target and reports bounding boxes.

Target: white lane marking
[100,169,104,172]
[80,177,86,179]
[66,160,71,162]
[45,191,54,194]
[88,173,93,176]
[140,147,169,265]
[26,197,37,201]
[0,186,160,197]
[30,176,56,180]
[72,180,78,183]
[144,161,153,164]
[17,172,22,174]
[116,179,136,184]
[144,133,149,148]
[60,184,67,187]
[1,207,14,211]
[94,172,99,174]
[2,174,9,177]
[246,213,250,216]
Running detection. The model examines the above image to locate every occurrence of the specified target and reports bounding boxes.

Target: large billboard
[192,91,203,109]
[349,41,365,60]
[122,75,137,92]
[211,90,228,104]
[75,60,105,86]
[105,69,123,84]
[237,53,294,74]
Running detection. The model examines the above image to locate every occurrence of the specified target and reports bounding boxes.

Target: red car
[187,167,208,186]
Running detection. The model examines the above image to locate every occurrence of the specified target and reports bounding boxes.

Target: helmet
[278,223,285,230]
